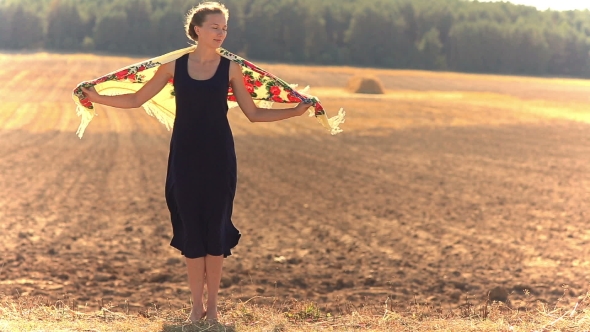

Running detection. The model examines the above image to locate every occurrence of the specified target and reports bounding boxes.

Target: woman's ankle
[206,305,217,318]
[191,304,205,314]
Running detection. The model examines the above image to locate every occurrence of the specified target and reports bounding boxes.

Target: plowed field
[1,52,590,314]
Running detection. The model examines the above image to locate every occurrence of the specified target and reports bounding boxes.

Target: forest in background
[1,0,590,77]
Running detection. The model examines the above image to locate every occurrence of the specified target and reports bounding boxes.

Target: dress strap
[219,56,230,84]
[173,54,189,83]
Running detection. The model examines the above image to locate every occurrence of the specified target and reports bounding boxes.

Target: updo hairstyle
[184,2,229,41]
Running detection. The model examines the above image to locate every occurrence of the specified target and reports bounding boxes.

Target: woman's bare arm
[81,62,174,109]
[229,62,311,122]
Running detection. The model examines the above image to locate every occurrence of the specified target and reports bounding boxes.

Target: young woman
[81,2,311,323]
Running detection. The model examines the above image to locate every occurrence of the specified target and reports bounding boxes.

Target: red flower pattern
[287,92,300,103]
[270,86,281,96]
[245,84,254,94]
[115,69,129,80]
[80,97,92,108]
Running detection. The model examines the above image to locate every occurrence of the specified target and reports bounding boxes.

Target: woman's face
[195,13,227,48]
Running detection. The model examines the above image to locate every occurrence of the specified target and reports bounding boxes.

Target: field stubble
[0,52,590,320]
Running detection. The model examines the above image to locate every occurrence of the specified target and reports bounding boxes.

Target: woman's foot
[187,307,207,323]
[205,306,218,323]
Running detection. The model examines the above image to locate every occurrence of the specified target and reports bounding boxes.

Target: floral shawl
[71,45,345,138]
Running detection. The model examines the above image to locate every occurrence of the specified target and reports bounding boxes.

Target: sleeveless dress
[165,54,241,258]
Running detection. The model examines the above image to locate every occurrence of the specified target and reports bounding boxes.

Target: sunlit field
[1,51,590,331]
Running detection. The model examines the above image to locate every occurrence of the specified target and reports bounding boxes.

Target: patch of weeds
[285,301,325,322]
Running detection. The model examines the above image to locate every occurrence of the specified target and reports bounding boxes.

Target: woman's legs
[185,257,206,322]
[204,255,224,321]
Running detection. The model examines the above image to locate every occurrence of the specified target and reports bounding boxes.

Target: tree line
[1,0,590,77]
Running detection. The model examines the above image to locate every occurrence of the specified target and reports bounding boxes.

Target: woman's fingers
[81,86,96,98]
[295,102,312,115]
[300,101,312,110]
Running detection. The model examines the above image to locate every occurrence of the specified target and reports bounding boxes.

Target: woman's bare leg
[204,255,224,321]
[185,257,206,322]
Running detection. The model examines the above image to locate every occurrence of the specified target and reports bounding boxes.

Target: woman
[81,2,312,323]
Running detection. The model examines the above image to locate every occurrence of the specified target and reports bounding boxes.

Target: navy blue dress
[165,54,241,258]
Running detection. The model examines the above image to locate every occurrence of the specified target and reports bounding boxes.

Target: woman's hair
[185,2,229,41]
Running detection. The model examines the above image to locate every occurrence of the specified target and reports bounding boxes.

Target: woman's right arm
[81,62,174,109]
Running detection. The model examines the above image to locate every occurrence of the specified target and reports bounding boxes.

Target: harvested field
[1,52,590,314]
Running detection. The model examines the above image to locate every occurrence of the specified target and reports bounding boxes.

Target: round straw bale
[347,75,385,94]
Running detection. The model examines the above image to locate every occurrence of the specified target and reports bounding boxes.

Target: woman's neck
[190,44,219,63]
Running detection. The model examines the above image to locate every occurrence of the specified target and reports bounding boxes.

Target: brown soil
[1,53,590,315]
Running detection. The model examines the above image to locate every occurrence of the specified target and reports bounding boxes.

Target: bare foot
[187,307,207,323]
[205,307,218,323]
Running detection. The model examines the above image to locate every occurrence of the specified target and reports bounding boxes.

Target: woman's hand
[294,101,313,116]
[81,86,99,102]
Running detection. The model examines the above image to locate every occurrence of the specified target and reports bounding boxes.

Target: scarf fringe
[75,105,95,139]
[142,101,174,131]
[322,108,346,135]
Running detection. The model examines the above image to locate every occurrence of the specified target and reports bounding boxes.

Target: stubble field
[1,52,590,315]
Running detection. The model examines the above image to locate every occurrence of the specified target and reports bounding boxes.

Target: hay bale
[347,75,385,94]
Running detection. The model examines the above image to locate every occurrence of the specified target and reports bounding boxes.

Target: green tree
[93,12,130,53]
[10,5,44,49]
[448,21,507,73]
[318,5,354,64]
[124,0,153,54]
[241,0,291,61]
[503,23,550,74]
[46,0,86,50]
[150,8,187,54]
[417,27,446,70]
[346,4,399,67]
[0,8,13,48]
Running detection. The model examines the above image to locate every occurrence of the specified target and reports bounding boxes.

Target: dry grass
[346,75,385,94]
[2,292,590,331]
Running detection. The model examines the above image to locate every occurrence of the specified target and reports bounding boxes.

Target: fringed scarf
[71,45,345,138]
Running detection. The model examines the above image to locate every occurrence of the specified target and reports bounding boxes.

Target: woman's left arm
[229,61,311,123]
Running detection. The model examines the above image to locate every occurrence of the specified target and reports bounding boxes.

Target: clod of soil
[489,287,509,303]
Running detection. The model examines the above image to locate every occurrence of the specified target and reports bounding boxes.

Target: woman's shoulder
[159,57,183,77]
[228,59,241,72]
[161,61,174,74]
[228,60,242,81]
